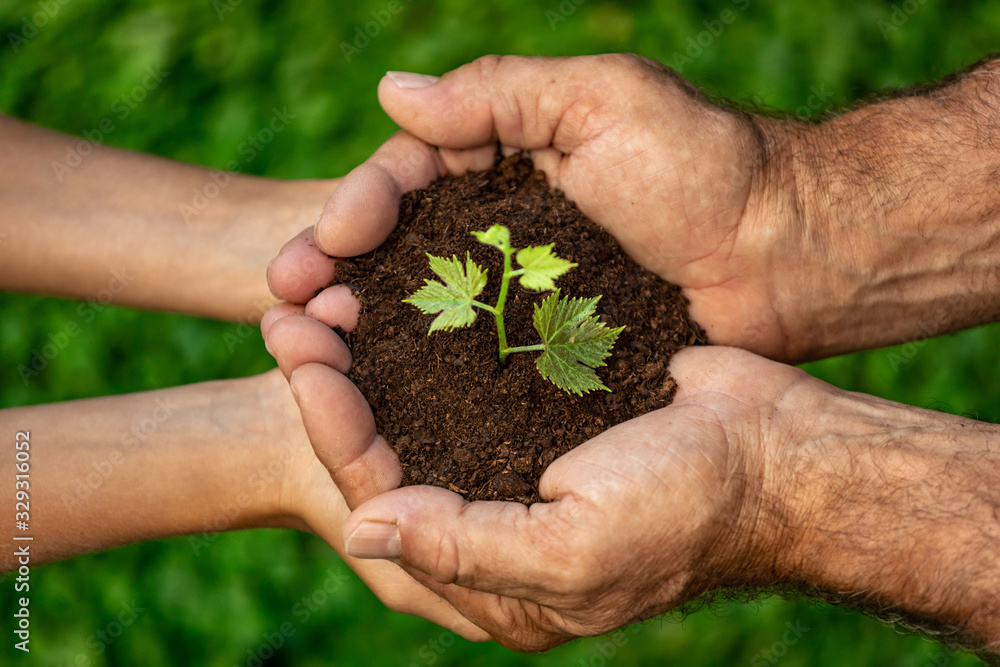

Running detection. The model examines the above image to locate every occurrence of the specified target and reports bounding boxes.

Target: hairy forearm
[0,374,300,568]
[761,56,1000,360]
[769,389,1000,651]
[0,115,334,322]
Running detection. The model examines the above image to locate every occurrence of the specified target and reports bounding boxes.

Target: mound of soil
[336,152,705,503]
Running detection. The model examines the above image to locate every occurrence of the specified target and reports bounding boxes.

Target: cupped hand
[264,298,818,651]
[268,54,807,360]
[336,345,818,651]
[256,302,489,642]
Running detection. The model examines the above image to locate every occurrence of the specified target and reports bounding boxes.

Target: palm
[534,62,783,356]
[418,400,742,650]
[338,347,810,651]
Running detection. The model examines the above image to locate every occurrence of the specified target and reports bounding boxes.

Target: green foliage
[406,225,619,394]
[2,1,998,665]
[533,292,623,395]
[404,253,487,332]
[471,224,511,250]
[515,245,578,290]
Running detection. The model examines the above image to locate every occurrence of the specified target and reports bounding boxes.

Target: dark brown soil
[336,152,706,504]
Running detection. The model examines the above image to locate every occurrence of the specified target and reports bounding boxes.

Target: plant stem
[495,248,514,363]
[504,344,544,354]
[471,300,498,314]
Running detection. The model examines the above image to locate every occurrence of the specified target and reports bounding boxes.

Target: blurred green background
[2,0,998,665]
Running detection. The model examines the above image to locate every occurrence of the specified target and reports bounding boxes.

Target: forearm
[760,56,1000,360]
[0,115,335,322]
[767,390,1000,650]
[0,374,299,568]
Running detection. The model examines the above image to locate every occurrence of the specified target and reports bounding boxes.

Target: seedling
[404,225,624,395]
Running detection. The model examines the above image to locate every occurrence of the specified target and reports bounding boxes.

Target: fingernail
[386,71,440,89]
[345,521,401,558]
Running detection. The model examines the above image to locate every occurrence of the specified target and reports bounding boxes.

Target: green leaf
[533,291,624,395]
[403,253,488,333]
[471,224,511,251]
[515,244,577,290]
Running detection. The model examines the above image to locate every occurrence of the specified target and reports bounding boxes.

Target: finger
[301,465,490,642]
[290,363,401,508]
[379,55,630,154]
[395,569,568,652]
[346,555,492,642]
[304,285,361,332]
[342,555,492,642]
[260,303,305,338]
[314,131,496,258]
[264,315,352,378]
[342,485,588,602]
[267,226,337,304]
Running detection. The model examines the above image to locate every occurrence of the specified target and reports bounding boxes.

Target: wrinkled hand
[256,310,488,642]
[261,53,814,648]
[264,300,817,651]
[268,54,805,359]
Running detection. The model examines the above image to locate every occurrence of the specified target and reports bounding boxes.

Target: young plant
[403,225,624,395]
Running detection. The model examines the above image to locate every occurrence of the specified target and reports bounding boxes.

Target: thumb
[343,485,590,602]
[379,54,641,154]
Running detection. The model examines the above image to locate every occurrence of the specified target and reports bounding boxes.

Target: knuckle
[620,52,668,73]
[471,54,519,110]
[602,52,660,78]
[470,53,504,85]
[428,527,463,585]
[598,53,682,93]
